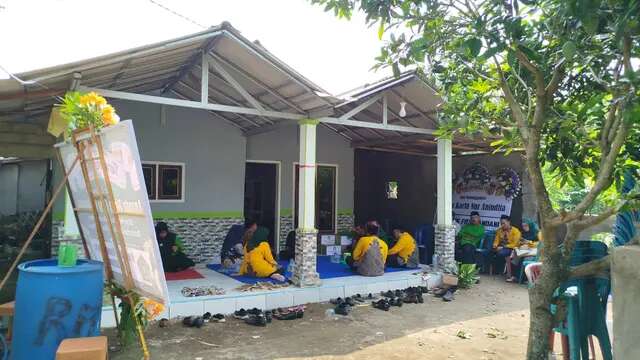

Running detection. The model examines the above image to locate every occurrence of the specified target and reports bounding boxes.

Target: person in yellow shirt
[346,222,388,276]
[239,226,285,282]
[387,227,419,268]
[492,215,522,282]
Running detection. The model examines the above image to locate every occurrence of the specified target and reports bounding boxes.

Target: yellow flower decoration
[101,104,120,126]
[79,92,107,106]
[143,299,164,320]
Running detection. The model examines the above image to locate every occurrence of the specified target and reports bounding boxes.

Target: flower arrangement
[107,281,164,347]
[462,163,492,185]
[495,167,522,199]
[59,91,120,135]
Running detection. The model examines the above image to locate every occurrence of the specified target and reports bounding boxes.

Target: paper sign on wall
[325,245,342,256]
[56,120,169,304]
[320,234,336,245]
[340,236,352,246]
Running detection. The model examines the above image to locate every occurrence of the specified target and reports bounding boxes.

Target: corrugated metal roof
[0,22,491,158]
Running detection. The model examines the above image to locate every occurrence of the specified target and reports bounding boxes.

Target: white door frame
[245,160,282,253]
[292,162,339,234]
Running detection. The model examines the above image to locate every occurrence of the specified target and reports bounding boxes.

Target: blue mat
[207,256,415,284]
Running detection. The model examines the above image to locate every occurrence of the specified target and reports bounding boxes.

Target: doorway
[244,161,280,251]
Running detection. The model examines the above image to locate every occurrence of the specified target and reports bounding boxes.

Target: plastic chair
[551,241,611,360]
[475,230,495,273]
[414,224,434,264]
[518,241,542,284]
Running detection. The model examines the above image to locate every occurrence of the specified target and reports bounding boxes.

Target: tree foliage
[310,1,639,358]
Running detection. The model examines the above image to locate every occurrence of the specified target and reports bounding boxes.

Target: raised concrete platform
[100,266,427,327]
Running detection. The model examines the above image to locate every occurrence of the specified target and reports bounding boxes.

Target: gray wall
[246,124,355,213]
[53,100,247,217]
[112,99,246,214]
[0,160,47,216]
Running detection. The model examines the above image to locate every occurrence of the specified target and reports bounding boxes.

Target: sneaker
[296,310,304,319]
[442,289,455,302]
[183,316,204,328]
[247,308,262,316]
[353,294,365,303]
[391,298,403,307]
[212,313,225,321]
[372,299,390,311]
[335,303,352,316]
[275,311,298,320]
[202,312,212,321]
[234,309,249,320]
[403,294,418,304]
[330,297,343,305]
[245,314,267,327]
[345,297,356,306]
[264,311,273,323]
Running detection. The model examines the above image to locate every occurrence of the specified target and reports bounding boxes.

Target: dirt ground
[107,276,597,360]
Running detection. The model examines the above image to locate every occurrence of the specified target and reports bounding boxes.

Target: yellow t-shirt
[388,232,416,262]
[493,227,522,249]
[353,235,388,263]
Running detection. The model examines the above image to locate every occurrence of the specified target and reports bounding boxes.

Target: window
[294,164,337,232]
[141,162,184,201]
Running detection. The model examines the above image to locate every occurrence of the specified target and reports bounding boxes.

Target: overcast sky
[0,0,392,94]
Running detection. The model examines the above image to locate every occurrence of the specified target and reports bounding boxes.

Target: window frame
[292,162,338,234]
[141,161,186,203]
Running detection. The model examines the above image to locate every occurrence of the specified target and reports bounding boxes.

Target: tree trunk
[526,226,564,359]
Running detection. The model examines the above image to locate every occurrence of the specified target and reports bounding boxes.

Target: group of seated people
[454,211,542,283]
[345,220,420,277]
[155,217,420,280]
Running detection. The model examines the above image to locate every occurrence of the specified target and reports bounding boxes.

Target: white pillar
[292,119,321,287]
[435,138,456,271]
[437,138,453,225]
[298,120,316,230]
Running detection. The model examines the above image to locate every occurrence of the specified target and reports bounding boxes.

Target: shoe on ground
[418,286,428,294]
[183,316,204,328]
[403,294,418,304]
[203,312,212,321]
[275,311,298,320]
[247,308,262,316]
[234,308,249,320]
[433,288,448,297]
[158,318,169,328]
[354,294,365,303]
[391,298,403,307]
[372,299,391,311]
[345,297,356,306]
[264,311,273,323]
[212,313,225,320]
[335,303,352,316]
[382,290,394,298]
[330,297,343,305]
[443,289,455,302]
[245,314,267,327]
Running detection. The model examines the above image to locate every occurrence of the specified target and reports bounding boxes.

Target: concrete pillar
[435,138,456,271]
[291,119,321,287]
[612,244,640,359]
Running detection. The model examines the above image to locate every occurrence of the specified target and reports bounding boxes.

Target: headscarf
[522,218,540,241]
[246,226,270,252]
[155,222,175,241]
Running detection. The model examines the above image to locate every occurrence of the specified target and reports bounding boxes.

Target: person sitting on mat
[156,221,195,273]
[220,224,246,269]
[239,226,286,282]
[455,211,485,265]
[387,226,419,268]
[369,220,394,246]
[345,222,388,276]
[492,215,522,282]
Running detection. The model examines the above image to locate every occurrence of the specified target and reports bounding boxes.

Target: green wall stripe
[280,208,293,216]
[152,211,243,219]
[338,209,353,215]
[52,212,65,221]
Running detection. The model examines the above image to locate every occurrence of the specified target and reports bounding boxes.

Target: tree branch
[545,59,565,100]
[574,206,620,230]
[569,256,611,278]
[494,56,530,143]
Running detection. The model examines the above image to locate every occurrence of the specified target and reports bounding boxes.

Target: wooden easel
[65,126,150,359]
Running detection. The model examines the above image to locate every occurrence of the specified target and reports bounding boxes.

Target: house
[0,22,535,320]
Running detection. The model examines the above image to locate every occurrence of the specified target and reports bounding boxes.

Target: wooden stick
[0,155,79,293]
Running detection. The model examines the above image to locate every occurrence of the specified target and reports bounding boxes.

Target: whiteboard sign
[56,121,169,304]
[452,190,513,231]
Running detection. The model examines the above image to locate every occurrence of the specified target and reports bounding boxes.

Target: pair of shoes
[203,312,225,322]
[247,308,262,316]
[418,286,429,294]
[382,290,395,298]
[245,313,267,327]
[389,297,403,307]
[353,294,365,303]
[372,299,391,311]
[182,316,204,328]
[335,303,352,316]
[234,308,253,320]
[275,310,303,320]
[403,294,419,304]
[330,297,343,305]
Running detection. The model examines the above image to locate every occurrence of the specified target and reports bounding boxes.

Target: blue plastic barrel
[11,259,104,360]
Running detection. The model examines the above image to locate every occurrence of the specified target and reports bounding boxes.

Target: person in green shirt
[455,211,485,264]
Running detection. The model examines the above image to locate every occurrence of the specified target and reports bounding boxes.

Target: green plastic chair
[552,241,611,360]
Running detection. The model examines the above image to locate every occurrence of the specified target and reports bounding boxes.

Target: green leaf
[562,41,577,60]
[465,38,482,58]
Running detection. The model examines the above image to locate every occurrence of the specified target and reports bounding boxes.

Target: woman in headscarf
[521,218,542,245]
[345,222,388,276]
[239,226,285,281]
[155,222,195,272]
